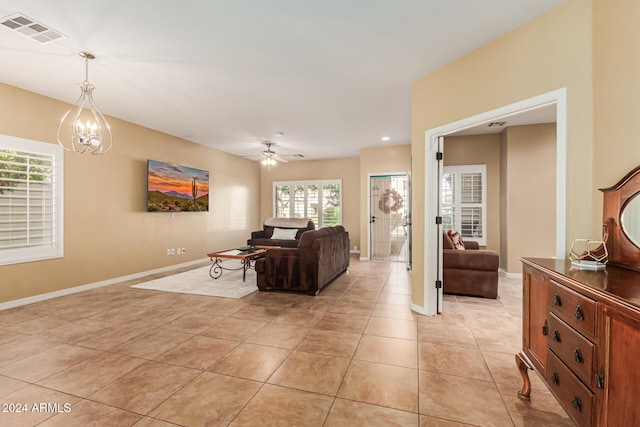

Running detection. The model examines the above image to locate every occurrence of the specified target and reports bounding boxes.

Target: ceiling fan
[256,140,303,168]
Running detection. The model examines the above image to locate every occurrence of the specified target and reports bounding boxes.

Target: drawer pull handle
[575,305,584,321]
[553,330,561,342]
[553,293,562,307]
[596,368,605,388]
[571,395,582,412]
[573,348,583,363]
[551,372,559,384]
[542,320,548,336]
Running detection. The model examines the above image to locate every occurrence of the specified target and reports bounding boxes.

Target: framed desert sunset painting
[147,160,209,212]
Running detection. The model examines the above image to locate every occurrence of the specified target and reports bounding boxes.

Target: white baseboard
[410,303,426,315]
[0,258,209,311]
[410,303,439,316]
[499,268,522,279]
[359,256,370,261]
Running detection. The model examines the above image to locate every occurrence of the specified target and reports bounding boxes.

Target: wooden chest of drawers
[549,279,597,338]
[517,258,640,426]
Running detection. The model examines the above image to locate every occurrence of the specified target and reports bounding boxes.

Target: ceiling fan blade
[273,154,288,163]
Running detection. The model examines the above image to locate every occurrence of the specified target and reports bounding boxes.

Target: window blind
[0,149,56,251]
[442,165,487,245]
[273,180,342,228]
[275,185,290,218]
[461,172,482,204]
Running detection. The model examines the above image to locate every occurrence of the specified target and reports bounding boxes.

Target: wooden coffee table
[206,248,268,282]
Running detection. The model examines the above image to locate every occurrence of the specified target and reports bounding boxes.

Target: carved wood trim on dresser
[517,258,640,426]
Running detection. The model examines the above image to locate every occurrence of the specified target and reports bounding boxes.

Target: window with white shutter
[0,135,63,266]
[442,165,487,246]
[273,180,342,228]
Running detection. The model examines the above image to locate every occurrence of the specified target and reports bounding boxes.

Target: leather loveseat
[247,217,315,248]
[255,225,350,295]
[443,231,499,298]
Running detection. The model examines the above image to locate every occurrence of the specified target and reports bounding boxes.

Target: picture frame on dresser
[516,165,640,427]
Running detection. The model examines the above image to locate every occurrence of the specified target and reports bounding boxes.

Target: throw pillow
[448,228,465,250]
[271,227,298,240]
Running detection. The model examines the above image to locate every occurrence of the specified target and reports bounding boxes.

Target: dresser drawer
[547,351,595,427]
[549,280,597,338]
[548,313,596,387]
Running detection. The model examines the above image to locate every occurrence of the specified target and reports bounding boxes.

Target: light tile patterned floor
[0,258,573,426]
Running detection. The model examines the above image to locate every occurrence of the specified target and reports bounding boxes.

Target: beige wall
[0,83,261,304]
[411,0,593,306]
[501,124,557,273]
[254,143,412,260]
[444,126,555,274]
[359,145,412,259]
[443,134,501,251]
[593,0,640,220]
[259,157,360,251]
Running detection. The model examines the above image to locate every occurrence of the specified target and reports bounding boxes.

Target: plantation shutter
[306,184,319,225]
[441,173,455,231]
[0,149,56,251]
[273,180,342,227]
[441,165,486,245]
[275,185,290,218]
[321,183,340,226]
[460,172,483,239]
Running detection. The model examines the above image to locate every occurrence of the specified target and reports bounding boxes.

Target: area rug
[131,264,258,299]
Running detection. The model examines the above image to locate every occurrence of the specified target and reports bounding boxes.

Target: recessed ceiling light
[381,136,390,141]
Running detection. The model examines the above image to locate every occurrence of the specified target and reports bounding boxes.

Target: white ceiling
[0,0,565,161]
[449,103,557,136]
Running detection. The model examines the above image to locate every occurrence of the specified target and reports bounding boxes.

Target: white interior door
[436,136,444,313]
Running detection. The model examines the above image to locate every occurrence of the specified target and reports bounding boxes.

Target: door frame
[366,172,411,261]
[417,88,567,316]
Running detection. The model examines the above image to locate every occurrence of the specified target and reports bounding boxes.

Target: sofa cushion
[447,228,465,250]
[264,217,314,229]
[443,231,455,249]
[271,227,298,240]
[298,228,330,249]
[443,249,499,271]
[248,218,316,248]
[248,238,298,248]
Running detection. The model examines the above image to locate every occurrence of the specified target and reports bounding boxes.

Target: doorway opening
[369,174,411,265]
[417,88,567,316]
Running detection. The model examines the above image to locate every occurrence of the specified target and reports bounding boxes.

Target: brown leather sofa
[443,231,499,298]
[255,225,350,295]
[247,217,315,248]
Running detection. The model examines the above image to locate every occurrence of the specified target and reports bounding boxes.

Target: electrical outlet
[166,248,171,256]
[170,248,176,255]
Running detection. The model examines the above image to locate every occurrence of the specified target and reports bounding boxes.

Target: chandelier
[57,52,112,154]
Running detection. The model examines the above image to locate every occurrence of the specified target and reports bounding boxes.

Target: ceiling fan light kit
[259,141,290,171]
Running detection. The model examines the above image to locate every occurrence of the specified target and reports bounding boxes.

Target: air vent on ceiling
[487,121,506,127]
[0,13,66,44]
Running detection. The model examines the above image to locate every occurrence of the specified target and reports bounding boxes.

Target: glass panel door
[370,174,409,262]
